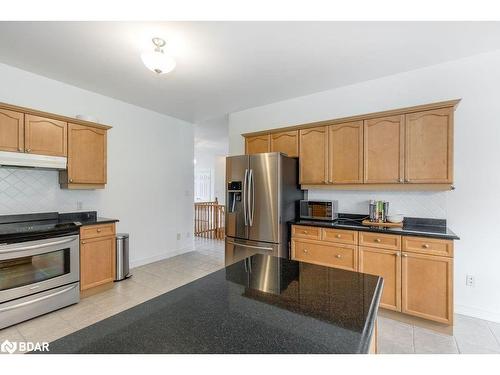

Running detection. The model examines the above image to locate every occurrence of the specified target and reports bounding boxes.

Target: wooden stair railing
[194,199,225,239]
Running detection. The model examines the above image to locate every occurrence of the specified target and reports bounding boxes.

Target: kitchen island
[41,254,383,354]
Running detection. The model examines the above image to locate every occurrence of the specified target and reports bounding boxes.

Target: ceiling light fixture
[141,37,176,75]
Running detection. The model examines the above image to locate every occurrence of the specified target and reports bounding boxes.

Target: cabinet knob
[422,244,430,249]
[97,228,102,233]
[374,238,381,243]
[336,234,341,238]
[18,147,23,152]
[26,148,31,153]
[396,252,401,257]
[402,253,408,257]
[302,230,308,234]
[303,249,308,253]
[405,178,410,182]
[69,179,73,183]
[336,254,342,259]
[81,241,86,244]
[399,178,403,183]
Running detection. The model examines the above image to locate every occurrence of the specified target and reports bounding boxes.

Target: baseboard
[130,246,192,269]
[455,304,500,323]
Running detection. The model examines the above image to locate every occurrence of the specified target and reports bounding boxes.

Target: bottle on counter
[369,200,376,222]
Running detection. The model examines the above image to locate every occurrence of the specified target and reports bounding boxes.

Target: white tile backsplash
[0,167,99,214]
[308,189,447,219]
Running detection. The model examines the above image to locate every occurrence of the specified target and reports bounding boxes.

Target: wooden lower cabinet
[359,246,401,312]
[80,223,116,291]
[291,238,358,272]
[291,226,454,324]
[401,252,453,324]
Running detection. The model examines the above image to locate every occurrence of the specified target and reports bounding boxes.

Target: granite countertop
[58,211,119,226]
[290,214,459,240]
[41,254,383,354]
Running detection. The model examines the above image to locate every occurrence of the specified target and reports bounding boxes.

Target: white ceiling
[1,21,500,123]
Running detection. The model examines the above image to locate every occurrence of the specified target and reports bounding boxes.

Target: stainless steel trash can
[115,233,131,281]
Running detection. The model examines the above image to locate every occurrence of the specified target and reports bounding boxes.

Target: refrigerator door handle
[249,168,255,226]
[226,239,274,252]
[243,168,248,226]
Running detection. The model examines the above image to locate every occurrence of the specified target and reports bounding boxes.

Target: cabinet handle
[97,229,102,233]
[336,234,341,238]
[335,254,342,259]
[81,241,86,244]
[374,238,381,243]
[422,244,430,249]
[303,249,308,253]
[69,179,73,183]
[402,253,408,257]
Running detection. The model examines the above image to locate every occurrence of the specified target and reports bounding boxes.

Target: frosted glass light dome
[141,38,176,75]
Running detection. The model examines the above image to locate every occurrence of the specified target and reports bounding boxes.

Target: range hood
[0,151,67,170]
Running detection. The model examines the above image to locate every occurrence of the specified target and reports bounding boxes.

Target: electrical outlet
[176,233,181,241]
[466,274,475,287]
[76,201,83,210]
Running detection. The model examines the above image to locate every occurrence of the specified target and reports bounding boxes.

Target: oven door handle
[0,237,77,254]
[0,284,78,313]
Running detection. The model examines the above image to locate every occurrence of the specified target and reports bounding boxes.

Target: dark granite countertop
[42,254,383,354]
[58,211,119,226]
[290,214,459,240]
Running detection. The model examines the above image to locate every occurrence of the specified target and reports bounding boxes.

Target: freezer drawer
[225,238,283,266]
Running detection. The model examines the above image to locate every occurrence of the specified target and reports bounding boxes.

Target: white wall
[0,63,194,268]
[228,50,500,322]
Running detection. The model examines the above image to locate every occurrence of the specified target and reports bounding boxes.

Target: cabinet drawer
[292,225,321,240]
[403,236,453,257]
[80,223,116,240]
[292,239,357,271]
[322,228,358,245]
[359,231,401,250]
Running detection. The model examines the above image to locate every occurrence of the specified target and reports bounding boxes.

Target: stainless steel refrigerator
[225,152,303,265]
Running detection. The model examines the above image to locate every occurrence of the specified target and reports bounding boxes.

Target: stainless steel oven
[0,234,80,329]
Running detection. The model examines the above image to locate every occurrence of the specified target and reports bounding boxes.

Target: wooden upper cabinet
[359,246,401,312]
[24,114,67,157]
[364,115,404,183]
[401,252,453,324]
[299,126,328,184]
[270,130,299,157]
[245,134,270,154]
[328,121,363,184]
[0,109,24,153]
[405,108,453,183]
[67,123,107,185]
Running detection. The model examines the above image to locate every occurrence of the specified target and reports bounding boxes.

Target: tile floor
[1,237,500,354]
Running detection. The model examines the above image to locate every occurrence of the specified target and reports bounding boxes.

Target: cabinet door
[405,108,453,183]
[364,115,404,183]
[292,239,358,271]
[401,252,453,324]
[299,126,328,184]
[270,130,299,157]
[25,114,67,156]
[80,235,116,290]
[328,121,363,183]
[359,246,401,312]
[0,109,24,152]
[245,134,270,154]
[67,123,107,184]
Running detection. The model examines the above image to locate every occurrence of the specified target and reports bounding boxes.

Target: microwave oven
[299,200,338,221]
